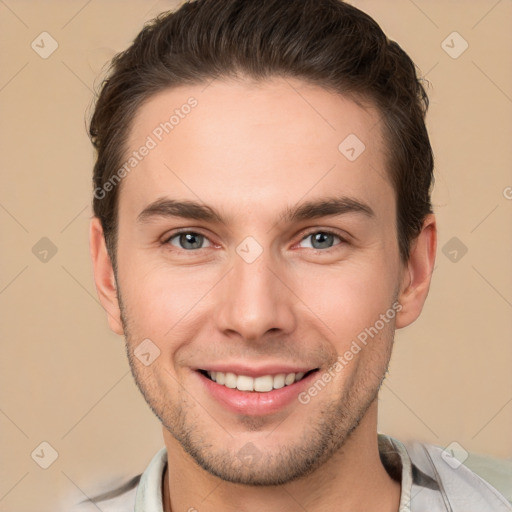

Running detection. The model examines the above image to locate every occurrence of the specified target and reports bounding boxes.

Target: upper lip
[195,364,318,378]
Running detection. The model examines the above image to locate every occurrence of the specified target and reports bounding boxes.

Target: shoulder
[70,475,140,512]
[70,447,168,512]
[403,438,512,510]
[463,450,512,505]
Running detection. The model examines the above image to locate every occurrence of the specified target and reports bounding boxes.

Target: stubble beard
[117,289,393,486]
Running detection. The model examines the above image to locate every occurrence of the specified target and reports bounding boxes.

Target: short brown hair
[90,0,434,266]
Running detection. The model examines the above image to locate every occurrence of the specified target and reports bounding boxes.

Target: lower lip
[196,370,319,416]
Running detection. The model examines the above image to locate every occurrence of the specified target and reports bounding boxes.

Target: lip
[195,368,319,416]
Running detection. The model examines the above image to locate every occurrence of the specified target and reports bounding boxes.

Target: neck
[162,402,401,512]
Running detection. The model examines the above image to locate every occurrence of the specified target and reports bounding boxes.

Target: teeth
[224,372,237,389]
[284,373,295,386]
[254,375,273,392]
[237,375,254,391]
[205,370,309,392]
[273,374,285,389]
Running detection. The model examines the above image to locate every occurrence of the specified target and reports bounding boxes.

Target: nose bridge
[215,241,296,340]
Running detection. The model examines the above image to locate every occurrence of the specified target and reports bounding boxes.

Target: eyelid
[162,228,216,249]
[295,228,349,249]
[161,227,350,252]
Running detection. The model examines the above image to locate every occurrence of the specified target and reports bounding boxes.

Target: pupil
[312,232,333,249]
[181,233,202,249]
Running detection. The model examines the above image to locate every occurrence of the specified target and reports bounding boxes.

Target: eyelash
[161,228,348,253]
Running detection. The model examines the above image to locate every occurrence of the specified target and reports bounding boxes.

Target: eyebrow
[136,196,375,225]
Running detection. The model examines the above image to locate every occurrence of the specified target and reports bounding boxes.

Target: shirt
[73,433,512,511]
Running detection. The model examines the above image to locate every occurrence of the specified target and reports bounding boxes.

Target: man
[81,0,512,510]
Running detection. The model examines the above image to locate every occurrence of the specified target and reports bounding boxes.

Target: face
[102,78,413,485]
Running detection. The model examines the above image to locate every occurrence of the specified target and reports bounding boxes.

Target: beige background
[0,0,511,510]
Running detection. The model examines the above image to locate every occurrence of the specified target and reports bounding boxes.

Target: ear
[89,217,124,335]
[395,214,437,329]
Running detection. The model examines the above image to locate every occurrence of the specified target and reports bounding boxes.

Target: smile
[199,369,318,393]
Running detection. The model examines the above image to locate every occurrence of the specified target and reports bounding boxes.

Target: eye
[166,231,213,250]
[298,230,345,250]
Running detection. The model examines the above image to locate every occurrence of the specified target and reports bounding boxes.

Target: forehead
[121,78,393,223]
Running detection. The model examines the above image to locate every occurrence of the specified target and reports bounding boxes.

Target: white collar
[133,433,412,511]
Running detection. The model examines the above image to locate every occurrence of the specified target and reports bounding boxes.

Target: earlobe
[89,218,124,335]
[395,214,437,329]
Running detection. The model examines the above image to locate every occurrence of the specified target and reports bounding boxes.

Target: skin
[90,77,436,512]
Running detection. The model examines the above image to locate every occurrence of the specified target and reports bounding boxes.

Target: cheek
[293,260,397,339]
[118,256,215,339]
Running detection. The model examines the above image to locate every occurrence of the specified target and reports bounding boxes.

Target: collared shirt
[73,433,512,511]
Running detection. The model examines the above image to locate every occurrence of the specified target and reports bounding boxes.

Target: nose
[214,246,297,342]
